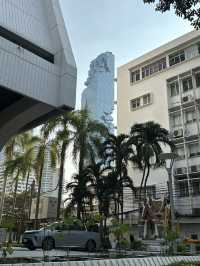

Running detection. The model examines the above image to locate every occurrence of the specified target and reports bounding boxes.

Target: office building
[81,52,114,131]
[117,30,200,239]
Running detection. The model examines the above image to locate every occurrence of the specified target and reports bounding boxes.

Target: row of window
[169,73,200,97]
[170,108,200,128]
[130,43,200,84]
[177,180,200,197]
[130,93,152,111]
[176,144,200,160]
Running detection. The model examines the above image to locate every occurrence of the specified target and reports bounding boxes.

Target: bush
[177,243,187,254]
[130,239,145,251]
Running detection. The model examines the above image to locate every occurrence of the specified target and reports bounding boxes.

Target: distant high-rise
[81,52,115,132]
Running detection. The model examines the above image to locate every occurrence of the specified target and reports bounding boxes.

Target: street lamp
[159,152,177,232]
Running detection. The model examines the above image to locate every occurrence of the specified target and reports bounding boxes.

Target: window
[169,50,185,66]
[171,114,181,128]
[185,110,196,123]
[176,147,185,160]
[130,69,140,83]
[182,77,193,92]
[143,93,151,105]
[189,144,200,157]
[178,181,189,197]
[0,25,54,63]
[192,180,200,196]
[142,57,166,78]
[195,72,200,88]
[130,93,152,111]
[131,98,140,110]
[169,81,179,97]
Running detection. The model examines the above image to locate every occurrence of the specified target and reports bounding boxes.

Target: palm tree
[33,127,57,227]
[103,134,134,222]
[42,115,71,219]
[0,132,38,222]
[130,121,175,199]
[68,109,108,218]
[65,170,92,219]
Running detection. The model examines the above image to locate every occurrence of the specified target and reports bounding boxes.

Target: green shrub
[177,243,187,254]
[130,239,145,251]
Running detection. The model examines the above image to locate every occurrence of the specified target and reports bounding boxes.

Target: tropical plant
[110,218,129,250]
[65,170,92,219]
[33,127,57,227]
[130,121,174,199]
[143,0,200,29]
[42,114,71,219]
[67,109,108,218]
[103,134,134,222]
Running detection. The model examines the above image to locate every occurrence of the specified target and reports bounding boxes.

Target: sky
[59,0,193,109]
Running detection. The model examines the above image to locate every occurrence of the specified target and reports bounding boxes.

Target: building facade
[0,0,77,150]
[117,30,200,240]
[81,52,114,131]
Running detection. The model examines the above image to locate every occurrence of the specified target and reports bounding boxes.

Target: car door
[68,224,87,248]
[54,223,67,248]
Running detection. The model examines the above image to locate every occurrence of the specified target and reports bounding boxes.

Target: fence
[3,256,200,266]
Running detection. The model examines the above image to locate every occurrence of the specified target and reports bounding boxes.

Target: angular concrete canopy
[0,0,77,149]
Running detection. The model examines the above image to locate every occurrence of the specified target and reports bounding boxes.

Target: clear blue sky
[59,0,193,108]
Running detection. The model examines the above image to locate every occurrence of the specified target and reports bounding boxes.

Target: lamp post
[159,152,177,232]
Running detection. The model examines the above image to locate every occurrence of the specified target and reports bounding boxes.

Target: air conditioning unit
[182,96,189,103]
[173,129,183,138]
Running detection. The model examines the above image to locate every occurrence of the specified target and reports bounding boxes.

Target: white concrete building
[0,0,77,150]
[81,52,114,131]
[117,30,200,239]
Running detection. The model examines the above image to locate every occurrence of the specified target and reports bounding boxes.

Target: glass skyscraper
[81,52,115,132]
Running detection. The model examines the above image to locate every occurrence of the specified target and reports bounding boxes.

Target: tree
[85,160,111,241]
[42,115,70,219]
[68,109,108,218]
[143,0,200,29]
[130,121,175,199]
[103,134,134,222]
[33,128,57,227]
[65,170,92,220]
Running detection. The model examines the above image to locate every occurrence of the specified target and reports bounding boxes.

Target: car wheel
[86,239,96,252]
[42,238,54,251]
[27,241,36,251]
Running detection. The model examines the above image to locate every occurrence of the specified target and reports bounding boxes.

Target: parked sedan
[22,222,100,252]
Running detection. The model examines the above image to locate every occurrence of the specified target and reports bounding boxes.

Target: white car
[22,223,100,252]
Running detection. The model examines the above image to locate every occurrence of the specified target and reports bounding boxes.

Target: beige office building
[117,30,200,240]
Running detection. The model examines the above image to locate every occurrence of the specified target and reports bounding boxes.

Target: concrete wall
[0,0,77,149]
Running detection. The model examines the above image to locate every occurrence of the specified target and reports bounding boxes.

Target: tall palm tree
[130,121,175,199]
[42,115,71,219]
[103,134,134,222]
[33,128,57,227]
[68,109,108,218]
